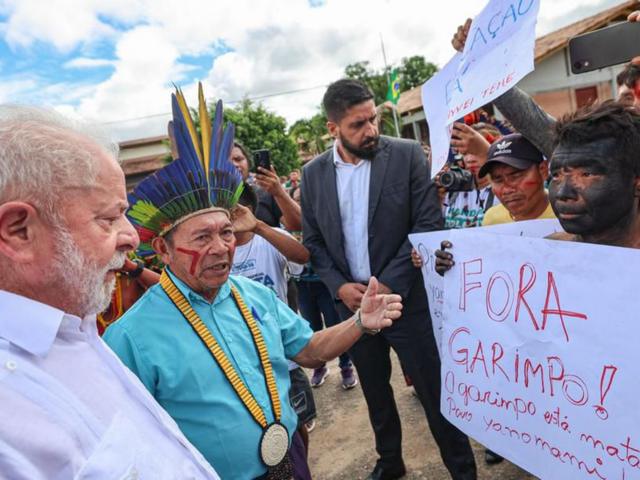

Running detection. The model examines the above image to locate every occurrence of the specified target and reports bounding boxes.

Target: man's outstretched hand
[360,277,403,331]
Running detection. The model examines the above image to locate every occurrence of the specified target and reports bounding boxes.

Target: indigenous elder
[301,78,476,480]
[0,105,220,478]
[104,85,403,480]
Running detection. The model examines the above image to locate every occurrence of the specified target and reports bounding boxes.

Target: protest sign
[440,230,640,480]
[409,219,561,356]
[421,0,540,176]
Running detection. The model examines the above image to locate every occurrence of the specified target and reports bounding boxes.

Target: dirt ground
[305,354,537,480]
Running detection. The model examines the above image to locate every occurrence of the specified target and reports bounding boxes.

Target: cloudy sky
[0,0,626,141]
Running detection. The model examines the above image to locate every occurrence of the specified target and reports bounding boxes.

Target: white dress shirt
[0,289,220,480]
[333,141,372,283]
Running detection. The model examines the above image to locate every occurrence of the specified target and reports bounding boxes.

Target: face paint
[176,247,202,275]
[489,163,547,220]
[549,139,636,237]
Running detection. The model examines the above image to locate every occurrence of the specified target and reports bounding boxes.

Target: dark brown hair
[554,101,640,175]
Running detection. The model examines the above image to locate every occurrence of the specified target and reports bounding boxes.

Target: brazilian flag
[386,69,401,104]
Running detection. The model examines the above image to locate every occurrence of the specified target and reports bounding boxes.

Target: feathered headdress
[127,83,244,257]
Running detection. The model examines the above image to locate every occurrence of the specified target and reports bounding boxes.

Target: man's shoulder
[380,135,419,150]
[304,147,333,172]
[482,204,511,226]
[109,285,168,333]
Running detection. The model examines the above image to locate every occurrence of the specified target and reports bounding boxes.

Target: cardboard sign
[409,219,561,355]
[440,230,640,480]
[422,0,540,176]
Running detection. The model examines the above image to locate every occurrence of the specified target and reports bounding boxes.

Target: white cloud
[0,0,628,141]
[64,57,115,69]
[1,0,145,51]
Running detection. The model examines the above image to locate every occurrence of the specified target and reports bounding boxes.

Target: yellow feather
[198,82,212,176]
[175,87,203,165]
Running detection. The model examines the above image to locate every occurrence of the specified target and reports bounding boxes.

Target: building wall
[519,47,625,118]
[119,140,170,163]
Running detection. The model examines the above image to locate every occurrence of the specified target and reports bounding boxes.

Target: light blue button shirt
[104,269,313,480]
[333,141,372,282]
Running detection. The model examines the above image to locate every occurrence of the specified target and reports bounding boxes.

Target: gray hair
[0,104,119,224]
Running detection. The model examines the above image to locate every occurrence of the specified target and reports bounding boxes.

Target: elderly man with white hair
[0,106,221,478]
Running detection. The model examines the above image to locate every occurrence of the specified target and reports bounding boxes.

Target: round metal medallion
[259,422,289,467]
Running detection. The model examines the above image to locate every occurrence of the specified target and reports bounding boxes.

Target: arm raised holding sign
[451,18,555,158]
[451,12,640,158]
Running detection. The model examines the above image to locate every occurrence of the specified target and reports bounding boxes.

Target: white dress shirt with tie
[333,141,372,283]
[0,289,220,480]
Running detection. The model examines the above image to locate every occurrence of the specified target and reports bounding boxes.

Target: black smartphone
[253,149,271,172]
[569,22,640,74]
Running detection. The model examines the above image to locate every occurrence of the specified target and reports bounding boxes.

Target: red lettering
[485,271,514,322]
[459,258,482,311]
[447,97,475,120]
[524,358,545,393]
[491,342,510,381]
[547,356,565,397]
[448,327,471,372]
[470,341,489,378]
[481,71,516,99]
[541,272,588,342]
[515,262,539,330]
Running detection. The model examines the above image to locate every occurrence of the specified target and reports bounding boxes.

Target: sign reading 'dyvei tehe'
[439,230,640,480]
[422,0,540,177]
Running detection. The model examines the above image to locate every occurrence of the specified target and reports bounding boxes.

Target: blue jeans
[296,280,351,369]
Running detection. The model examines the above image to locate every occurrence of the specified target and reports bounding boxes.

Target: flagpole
[380,33,401,137]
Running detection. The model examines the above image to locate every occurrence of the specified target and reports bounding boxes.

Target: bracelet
[128,260,145,278]
[355,309,380,336]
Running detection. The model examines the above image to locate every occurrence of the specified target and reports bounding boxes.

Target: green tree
[398,55,438,90]
[288,110,328,156]
[344,56,438,103]
[216,99,300,175]
[342,56,438,136]
[344,61,390,106]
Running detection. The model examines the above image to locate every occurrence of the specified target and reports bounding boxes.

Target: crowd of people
[1,9,640,480]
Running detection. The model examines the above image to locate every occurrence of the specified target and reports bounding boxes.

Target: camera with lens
[438,166,474,192]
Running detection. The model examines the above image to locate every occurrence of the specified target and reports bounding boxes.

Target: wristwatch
[355,309,380,335]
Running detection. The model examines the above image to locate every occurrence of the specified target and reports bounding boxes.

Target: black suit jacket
[301,136,443,316]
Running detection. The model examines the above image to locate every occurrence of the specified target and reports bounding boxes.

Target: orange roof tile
[535,0,639,63]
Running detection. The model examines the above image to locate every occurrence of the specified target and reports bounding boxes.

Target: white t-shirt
[443,186,499,229]
[231,228,303,303]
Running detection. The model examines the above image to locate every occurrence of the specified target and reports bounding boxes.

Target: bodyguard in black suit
[301,79,476,480]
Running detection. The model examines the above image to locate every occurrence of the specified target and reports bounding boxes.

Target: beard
[49,225,126,317]
[340,133,380,160]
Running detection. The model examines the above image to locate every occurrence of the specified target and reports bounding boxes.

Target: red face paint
[176,248,202,275]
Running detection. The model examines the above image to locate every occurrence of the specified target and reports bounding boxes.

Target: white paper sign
[441,231,640,480]
[422,0,541,176]
[409,219,561,356]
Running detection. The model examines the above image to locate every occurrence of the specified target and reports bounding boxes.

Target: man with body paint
[451,11,640,160]
[435,101,640,264]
